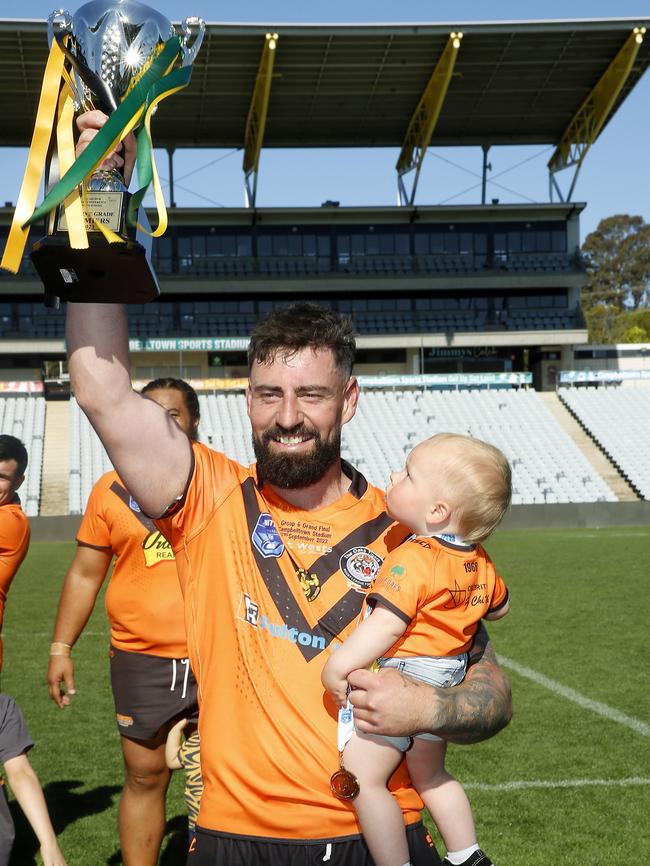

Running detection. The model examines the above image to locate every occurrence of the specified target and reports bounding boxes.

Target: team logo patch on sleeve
[340,547,382,592]
[252,513,285,558]
[129,496,141,513]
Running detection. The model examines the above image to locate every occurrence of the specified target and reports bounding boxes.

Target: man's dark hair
[247,303,356,378]
[0,434,28,477]
[141,378,201,426]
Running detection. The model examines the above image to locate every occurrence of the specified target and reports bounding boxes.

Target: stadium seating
[558,385,650,500]
[343,388,617,504]
[59,386,638,514]
[0,395,46,516]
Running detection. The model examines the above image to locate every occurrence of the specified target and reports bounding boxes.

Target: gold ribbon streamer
[56,79,87,250]
[0,38,67,273]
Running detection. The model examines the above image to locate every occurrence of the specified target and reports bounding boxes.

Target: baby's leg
[406,737,477,854]
[343,730,410,866]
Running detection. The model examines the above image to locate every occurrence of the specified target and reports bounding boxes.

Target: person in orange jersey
[46,379,200,866]
[65,284,513,865]
[323,433,512,866]
[0,434,30,675]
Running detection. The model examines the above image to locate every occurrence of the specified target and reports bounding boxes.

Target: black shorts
[187,822,442,865]
[109,646,199,741]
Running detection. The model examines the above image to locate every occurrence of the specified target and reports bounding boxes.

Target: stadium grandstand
[1,16,650,523]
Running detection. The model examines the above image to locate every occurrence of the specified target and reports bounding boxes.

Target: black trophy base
[30,234,160,305]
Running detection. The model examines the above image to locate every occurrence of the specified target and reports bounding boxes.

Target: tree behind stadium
[581,214,650,343]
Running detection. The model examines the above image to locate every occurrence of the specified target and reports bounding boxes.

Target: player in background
[0,434,30,676]
[46,379,200,866]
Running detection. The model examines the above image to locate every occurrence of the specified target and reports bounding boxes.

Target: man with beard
[66,299,512,866]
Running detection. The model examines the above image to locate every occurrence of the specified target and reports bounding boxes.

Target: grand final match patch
[339,546,382,591]
[252,513,285,558]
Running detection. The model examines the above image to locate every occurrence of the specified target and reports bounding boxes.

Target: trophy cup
[3,0,204,304]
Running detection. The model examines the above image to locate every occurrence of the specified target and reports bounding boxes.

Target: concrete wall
[28,502,650,542]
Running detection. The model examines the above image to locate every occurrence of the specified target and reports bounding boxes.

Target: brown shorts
[109,646,199,741]
[187,821,442,865]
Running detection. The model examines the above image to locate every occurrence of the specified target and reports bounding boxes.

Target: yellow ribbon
[0,38,67,273]
[56,77,87,249]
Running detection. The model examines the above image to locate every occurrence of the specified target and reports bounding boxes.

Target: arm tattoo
[429,625,513,745]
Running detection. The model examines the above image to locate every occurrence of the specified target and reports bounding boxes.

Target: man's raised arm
[347,623,512,745]
[66,303,192,516]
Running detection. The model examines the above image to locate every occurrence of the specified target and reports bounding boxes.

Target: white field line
[499,655,650,737]
[465,777,650,792]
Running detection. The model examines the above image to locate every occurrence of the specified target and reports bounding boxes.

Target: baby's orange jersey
[78,471,187,658]
[0,500,30,669]
[158,442,421,841]
[368,536,509,658]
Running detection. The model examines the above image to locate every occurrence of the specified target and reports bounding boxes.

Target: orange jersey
[158,442,422,841]
[78,471,187,658]
[368,536,509,658]
[0,499,30,669]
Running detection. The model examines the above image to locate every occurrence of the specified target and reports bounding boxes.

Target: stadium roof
[1,17,649,150]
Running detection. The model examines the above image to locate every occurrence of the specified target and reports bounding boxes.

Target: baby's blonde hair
[420,432,512,544]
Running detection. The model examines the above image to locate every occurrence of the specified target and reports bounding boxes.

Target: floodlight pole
[396,32,463,207]
[481,145,492,205]
[547,26,645,202]
[243,33,278,208]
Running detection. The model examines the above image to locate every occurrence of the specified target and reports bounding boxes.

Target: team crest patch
[129,496,141,513]
[296,568,321,601]
[252,513,285,558]
[340,546,382,592]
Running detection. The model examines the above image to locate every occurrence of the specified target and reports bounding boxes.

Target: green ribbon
[126,64,193,227]
[23,35,183,229]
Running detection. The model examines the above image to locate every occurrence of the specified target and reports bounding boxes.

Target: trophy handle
[47,9,73,47]
[179,17,206,67]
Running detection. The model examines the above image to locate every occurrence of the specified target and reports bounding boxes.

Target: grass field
[2,527,649,865]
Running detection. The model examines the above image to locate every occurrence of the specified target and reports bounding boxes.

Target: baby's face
[386,443,441,534]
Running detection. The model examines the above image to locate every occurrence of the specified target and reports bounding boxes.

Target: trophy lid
[68,0,176,111]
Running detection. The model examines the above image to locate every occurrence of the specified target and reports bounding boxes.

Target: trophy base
[30,234,160,305]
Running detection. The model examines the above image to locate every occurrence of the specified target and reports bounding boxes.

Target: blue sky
[4,0,650,241]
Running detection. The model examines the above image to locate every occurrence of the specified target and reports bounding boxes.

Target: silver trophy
[30,0,205,304]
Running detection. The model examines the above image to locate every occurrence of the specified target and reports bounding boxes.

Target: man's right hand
[47,656,77,709]
[76,110,136,185]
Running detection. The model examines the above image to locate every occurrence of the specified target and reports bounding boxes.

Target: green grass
[2,528,650,865]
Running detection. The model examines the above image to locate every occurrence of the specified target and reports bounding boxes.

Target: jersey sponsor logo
[296,567,321,601]
[116,713,134,727]
[339,546,382,592]
[237,592,327,651]
[252,513,285,558]
[142,530,175,567]
[240,593,260,626]
[129,496,141,513]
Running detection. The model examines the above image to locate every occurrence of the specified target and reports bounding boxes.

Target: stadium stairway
[537,392,638,502]
[40,401,70,516]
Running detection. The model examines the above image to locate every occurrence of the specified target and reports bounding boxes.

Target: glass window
[415,298,431,311]
[522,231,535,252]
[459,232,473,255]
[414,234,429,254]
[365,233,380,256]
[536,230,550,251]
[507,231,521,253]
[474,233,487,254]
[395,234,410,254]
[317,236,330,257]
[351,234,365,256]
[378,234,394,255]
[443,233,459,253]
[431,233,444,253]
[273,235,289,256]
[551,230,566,252]
[303,235,316,256]
[257,235,272,257]
[237,235,253,256]
[221,235,236,257]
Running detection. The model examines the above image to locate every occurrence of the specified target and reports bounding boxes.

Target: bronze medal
[330,767,360,800]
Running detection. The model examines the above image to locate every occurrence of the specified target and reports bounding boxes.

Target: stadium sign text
[128,337,250,352]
